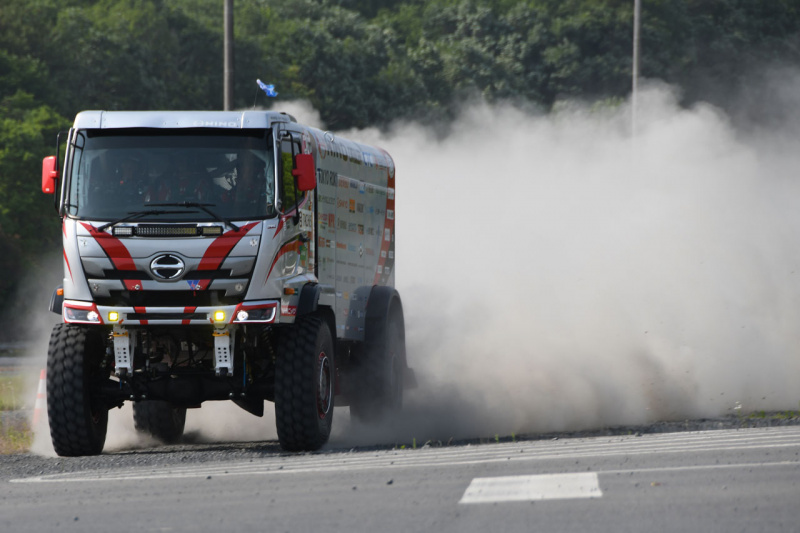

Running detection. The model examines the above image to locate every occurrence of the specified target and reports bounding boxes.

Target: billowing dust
[25,80,800,454]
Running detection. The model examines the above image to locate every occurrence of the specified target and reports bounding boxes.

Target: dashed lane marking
[459,472,603,504]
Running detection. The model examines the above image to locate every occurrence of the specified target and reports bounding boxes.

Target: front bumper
[62,299,279,326]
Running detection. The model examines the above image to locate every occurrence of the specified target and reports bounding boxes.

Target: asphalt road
[1,425,798,533]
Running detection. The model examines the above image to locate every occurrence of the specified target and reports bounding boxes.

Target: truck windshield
[65,128,276,222]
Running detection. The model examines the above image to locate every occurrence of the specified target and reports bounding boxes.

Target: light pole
[224,0,234,110]
[632,0,641,137]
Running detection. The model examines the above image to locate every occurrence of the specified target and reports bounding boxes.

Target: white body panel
[58,111,395,342]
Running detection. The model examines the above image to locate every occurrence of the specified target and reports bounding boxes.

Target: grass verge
[0,374,27,411]
[1,374,34,454]
[0,420,32,454]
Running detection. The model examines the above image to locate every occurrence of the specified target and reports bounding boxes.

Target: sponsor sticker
[298,209,313,232]
[319,169,338,186]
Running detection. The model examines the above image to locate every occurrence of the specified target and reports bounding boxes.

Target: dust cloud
[24,79,800,454]
[332,80,800,444]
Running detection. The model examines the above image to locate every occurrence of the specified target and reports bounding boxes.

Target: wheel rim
[317,351,332,419]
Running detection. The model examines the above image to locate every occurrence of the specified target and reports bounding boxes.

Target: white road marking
[10,426,800,484]
[459,472,602,504]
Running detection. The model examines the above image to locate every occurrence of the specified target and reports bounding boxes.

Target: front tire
[133,401,187,444]
[274,316,335,451]
[47,324,110,457]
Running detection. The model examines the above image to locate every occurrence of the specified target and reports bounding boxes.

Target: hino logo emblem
[150,254,185,280]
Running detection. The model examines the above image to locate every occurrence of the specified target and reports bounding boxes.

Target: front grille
[97,269,234,281]
[96,290,240,307]
[111,225,224,238]
[127,312,208,321]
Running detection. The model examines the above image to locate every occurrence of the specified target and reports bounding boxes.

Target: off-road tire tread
[46,324,108,457]
[274,316,333,451]
[350,315,403,423]
[133,401,187,444]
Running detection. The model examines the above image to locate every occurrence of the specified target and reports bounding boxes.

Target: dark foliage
[0,0,798,314]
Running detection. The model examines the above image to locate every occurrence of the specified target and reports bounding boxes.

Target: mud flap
[233,396,265,417]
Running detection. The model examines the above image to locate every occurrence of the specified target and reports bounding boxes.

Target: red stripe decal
[265,239,302,283]
[374,167,396,284]
[81,222,137,271]
[123,280,142,291]
[134,306,148,325]
[273,217,285,239]
[182,306,197,325]
[63,250,73,282]
[198,222,259,271]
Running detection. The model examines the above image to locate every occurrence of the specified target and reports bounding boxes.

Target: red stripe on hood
[198,222,259,271]
[81,223,136,271]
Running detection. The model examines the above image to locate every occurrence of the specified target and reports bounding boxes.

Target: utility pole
[223,0,234,110]
[632,0,641,137]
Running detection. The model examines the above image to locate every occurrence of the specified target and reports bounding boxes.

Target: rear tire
[274,316,335,451]
[47,324,110,457]
[133,401,186,444]
[350,313,404,423]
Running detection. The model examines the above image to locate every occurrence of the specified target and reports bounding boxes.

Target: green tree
[0,91,68,254]
[0,91,69,314]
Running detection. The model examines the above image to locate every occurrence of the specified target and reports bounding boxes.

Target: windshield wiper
[97,209,191,232]
[147,202,240,232]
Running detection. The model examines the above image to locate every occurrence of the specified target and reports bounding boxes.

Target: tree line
[0,0,798,323]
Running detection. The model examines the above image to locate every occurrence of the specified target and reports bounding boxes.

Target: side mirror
[42,156,59,194]
[292,153,316,192]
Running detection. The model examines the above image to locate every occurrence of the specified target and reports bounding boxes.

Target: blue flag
[256,79,278,98]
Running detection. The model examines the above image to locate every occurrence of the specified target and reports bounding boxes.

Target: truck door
[277,126,315,278]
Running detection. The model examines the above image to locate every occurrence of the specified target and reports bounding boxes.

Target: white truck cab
[41,110,412,456]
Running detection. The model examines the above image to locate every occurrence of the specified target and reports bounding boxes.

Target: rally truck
[41,110,411,456]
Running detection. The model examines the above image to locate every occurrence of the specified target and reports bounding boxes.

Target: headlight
[64,304,103,323]
[232,304,277,323]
